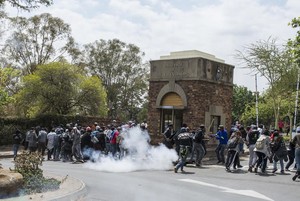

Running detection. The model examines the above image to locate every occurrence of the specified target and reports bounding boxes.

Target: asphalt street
[1,156,299,201]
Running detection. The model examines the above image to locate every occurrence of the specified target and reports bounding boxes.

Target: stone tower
[147,50,234,137]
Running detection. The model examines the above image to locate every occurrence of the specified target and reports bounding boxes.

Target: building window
[210,115,221,133]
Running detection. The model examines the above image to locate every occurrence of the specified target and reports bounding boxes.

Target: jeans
[215,144,226,163]
[175,146,190,171]
[13,144,20,159]
[248,144,257,167]
[273,158,284,171]
[255,151,268,172]
[191,142,205,165]
[226,150,238,168]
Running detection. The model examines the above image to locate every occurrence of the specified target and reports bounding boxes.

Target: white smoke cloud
[84,127,178,172]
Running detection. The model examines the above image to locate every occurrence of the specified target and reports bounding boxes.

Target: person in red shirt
[110,127,119,157]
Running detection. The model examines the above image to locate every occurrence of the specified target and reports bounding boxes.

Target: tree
[16,62,107,117]
[232,84,255,123]
[80,39,149,121]
[288,17,300,67]
[1,13,75,75]
[0,65,21,115]
[236,37,294,129]
[0,0,52,12]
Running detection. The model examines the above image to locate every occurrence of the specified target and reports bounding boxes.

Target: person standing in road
[246,126,259,172]
[37,127,48,157]
[26,127,38,153]
[190,124,206,167]
[71,127,84,163]
[214,125,228,164]
[47,128,57,160]
[291,129,300,181]
[12,129,23,160]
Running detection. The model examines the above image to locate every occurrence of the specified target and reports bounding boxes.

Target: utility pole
[255,74,259,128]
[293,71,300,131]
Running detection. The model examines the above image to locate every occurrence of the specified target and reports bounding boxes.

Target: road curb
[2,174,87,201]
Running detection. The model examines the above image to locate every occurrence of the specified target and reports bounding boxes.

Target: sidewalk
[0,150,87,201]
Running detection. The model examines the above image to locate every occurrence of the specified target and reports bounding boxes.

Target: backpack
[255,137,266,150]
[227,137,238,149]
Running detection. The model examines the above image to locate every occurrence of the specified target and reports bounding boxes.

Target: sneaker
[272,169,278,173]
[254,167,258,173]
[292,174,298,181]
[174,168,177,173]
[248,167,253,172]
[280,170,284,174]
[225,166,230,172]
[237,165,243,168]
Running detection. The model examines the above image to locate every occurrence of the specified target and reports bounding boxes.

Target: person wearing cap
[214,125,228,164]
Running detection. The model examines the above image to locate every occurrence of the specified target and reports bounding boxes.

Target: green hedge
[0,114,114,146]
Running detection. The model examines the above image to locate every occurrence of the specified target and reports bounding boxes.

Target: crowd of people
[162,122,300,182]
[12,120,149,163]
[11,120,300,182]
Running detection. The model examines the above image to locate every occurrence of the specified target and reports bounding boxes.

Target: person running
[253,130,271,174]
[174,127,193,173]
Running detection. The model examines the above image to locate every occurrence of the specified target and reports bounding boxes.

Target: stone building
[147,50,234,137]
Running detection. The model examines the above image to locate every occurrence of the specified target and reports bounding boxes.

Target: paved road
[1,157,299,201]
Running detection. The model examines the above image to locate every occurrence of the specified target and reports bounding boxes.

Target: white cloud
[5,0,300,92]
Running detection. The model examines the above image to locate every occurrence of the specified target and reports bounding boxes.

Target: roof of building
[159,50,226,64]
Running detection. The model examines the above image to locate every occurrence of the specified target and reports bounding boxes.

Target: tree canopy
[80,39,149,121]
[1,13,75,75]
[236,37,295,129]
[16,62,107,117]
[0,0,52,11]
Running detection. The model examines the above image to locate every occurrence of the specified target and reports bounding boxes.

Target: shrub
[12,151,61,194]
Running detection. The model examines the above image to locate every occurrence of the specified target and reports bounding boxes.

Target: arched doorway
[160,92,184,133]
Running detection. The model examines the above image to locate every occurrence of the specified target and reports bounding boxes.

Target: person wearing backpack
[246,126,260,172]
[253,129,271,174]
[225,131,242,171]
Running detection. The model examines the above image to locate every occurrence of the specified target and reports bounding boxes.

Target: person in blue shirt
[214,125,228,164]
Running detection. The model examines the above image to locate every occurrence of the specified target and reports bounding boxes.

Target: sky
[6,0,300,92]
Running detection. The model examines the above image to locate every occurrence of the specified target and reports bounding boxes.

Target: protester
[174,127,193,173]
[12,129,23,160]
[214,125,228,164]
[246,126,259,172]
[253,130,271,174]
